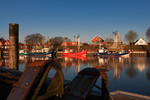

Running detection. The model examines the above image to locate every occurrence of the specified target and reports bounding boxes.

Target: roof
[0,40,8,46]
[91,36,103,42]
[61,41,82,46]
[134,38,148,45]
[0,40,25,46]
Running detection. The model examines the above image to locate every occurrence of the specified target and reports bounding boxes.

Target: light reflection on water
[0,56,150,96]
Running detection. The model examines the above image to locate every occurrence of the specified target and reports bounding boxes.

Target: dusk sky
[0,0,150,43]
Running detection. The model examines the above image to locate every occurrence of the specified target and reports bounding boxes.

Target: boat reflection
[0,56,52,68]
[61,56,87,73]
[60,56,150,80]
[134,58,147,72]
[0,56,150,81]
[93,57,128,79]
[62,55,87,61]
[0,58,9,67]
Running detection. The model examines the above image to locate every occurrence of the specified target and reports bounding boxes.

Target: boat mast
[77,34,80,50]
[24,39,27,50]
[64,38,67,49]
[48,36,50,45]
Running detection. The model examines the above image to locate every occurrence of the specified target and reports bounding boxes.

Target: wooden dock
[110,90,150,100]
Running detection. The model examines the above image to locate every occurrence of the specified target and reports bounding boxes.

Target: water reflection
[0,56,150,96]
[0,56,52,69]
[135,58,147,72]
[61,56,87,73]
[146,68,150,81]
[125,58,138,79]
[0,56,150,81]
[106,57,128,79]
[0,57,9,67]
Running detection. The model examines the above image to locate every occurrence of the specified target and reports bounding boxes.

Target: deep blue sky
[0,0,150,43]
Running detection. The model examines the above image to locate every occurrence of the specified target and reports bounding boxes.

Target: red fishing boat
[62,34,87,56]
[62,55,87,61]
[62,49,87,56]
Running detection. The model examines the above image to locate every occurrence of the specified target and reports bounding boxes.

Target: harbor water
[0,56,150,96]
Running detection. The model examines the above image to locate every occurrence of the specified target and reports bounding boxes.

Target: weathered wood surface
[0,65,66,100]
[0,67,22,100]
[0,67,22,85]
[0,66,108,100]
[7,60,52,100]
[64,68,100,100]
[9,23,19,69]
[110,90,150,100]
[65,75,98,99]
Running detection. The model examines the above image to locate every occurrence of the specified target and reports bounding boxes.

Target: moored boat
[94,51,129,57]
[62,49,87,56]
[62,55,87,61]
[19,50,29,55]
[19,49,55,57]
[29,50,54,57]
[94,48,129,57]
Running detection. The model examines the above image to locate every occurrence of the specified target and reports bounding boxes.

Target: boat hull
[94,52,129,57]
[29,51,54,57]
[19,53,29,55]
[62,50,87,56]
[62,55,87,61]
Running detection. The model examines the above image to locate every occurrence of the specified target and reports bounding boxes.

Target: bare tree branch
[146,27,150,42]
[124,30,138,45]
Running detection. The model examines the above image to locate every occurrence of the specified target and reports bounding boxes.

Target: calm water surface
[1,56,150,96]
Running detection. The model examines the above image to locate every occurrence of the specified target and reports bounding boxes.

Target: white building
[134,38,148,45]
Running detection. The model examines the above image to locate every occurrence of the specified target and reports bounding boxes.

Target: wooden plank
[65,74,98,99]
[7,60,52,100]
[64,68,108,100]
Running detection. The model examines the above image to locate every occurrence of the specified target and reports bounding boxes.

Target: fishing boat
[95,31,129,57]
[19,50,29,55]
[62,55,87,61]
[62,34,87,56]
[94,51,129,57]
[94,47,129,57]
[62,49,87,56]
[29,50,54,57]
[19,47,55,57]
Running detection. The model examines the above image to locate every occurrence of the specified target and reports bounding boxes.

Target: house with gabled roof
[91,36,104,45]
[0,39,24,50]
[4,40,9,49]
[134,38,148,45]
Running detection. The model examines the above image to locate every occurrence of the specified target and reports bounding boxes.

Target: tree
[146,27,150,42]
[49,36,71,48]
[106,37,114,43]
[0,37,5,41]
[124,30,138,45]
[25,33,43,44]
[83,42,89,46]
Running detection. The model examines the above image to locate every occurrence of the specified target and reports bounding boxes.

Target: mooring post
[9,23,19,69]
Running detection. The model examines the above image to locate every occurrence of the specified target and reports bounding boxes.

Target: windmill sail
[107,31,125,52]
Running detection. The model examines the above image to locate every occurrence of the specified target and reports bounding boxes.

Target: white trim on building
[135,38,148,45]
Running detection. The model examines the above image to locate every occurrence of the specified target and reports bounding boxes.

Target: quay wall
[56,51,149,57]
[129,51,149,57]
[56,51,95,57]
[1,50,149,57]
